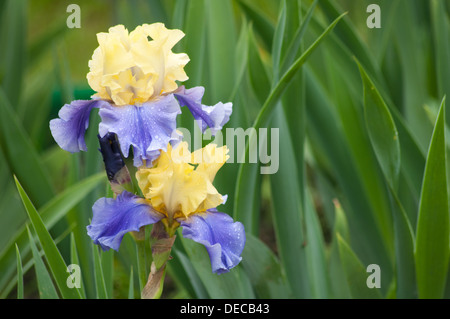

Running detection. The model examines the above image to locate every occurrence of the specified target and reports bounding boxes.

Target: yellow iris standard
[87,23,190,106]
[136,142,229,229]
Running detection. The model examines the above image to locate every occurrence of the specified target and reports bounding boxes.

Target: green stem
[134,229,148,292]
[141,221,176,299]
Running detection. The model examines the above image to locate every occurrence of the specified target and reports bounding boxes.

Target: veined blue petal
[175,86,232,135]
[49,99,111,153]
[98,94,182,167]
[87,191,164,251]
[180,209,245,274]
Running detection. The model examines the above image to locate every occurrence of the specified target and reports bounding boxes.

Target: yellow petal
[135,142,225,219]
[86,23,189,106]
[192,143,229,181]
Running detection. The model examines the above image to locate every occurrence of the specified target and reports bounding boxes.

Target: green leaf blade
[241,234,291,298]
[93,244,108,299]
[337,234,382,299]
[358,61,400,189]
[415,98,449,299]
[15,244,23,299]
[14,176,82,299]
[27,227,59,299]
[0,89,54,208]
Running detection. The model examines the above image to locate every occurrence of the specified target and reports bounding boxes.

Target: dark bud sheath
[98,133,132,194]
[98,133,125,180]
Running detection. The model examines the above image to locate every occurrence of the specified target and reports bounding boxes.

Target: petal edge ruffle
[87,191,164,251]
[98,94,181,167]
[49,99,111,153]
[174,86,232,136]
[180,209,245,274]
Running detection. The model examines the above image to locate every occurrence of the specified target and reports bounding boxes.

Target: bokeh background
[1,0,450,299]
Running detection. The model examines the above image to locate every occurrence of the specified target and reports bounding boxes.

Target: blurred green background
[1,0,450,299]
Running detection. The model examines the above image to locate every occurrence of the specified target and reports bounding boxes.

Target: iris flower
[87,142,245,274]
[50,23,232,167]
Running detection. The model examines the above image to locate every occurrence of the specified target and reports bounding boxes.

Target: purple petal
[87,191,164,251]
[180,210,245,274]
[174,86,232,135]
[98,94,182,167]
[49,99,111,152]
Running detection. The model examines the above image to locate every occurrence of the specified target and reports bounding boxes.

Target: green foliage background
[0,0,450,299]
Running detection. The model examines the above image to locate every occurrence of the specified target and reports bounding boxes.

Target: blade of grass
[0,172,104,259]
[304,189,329,298]
[0,173,105,296]
[430,0,450,119]
[328,200,351,298]
[14,176,82,299]
[389,189,417,299]
[337,234,382,299]
[15,244,23,299]
[27,226,59,299]
[235,11,346,232]
[236,0,275,50]
[318,0,380,80]
[393,3,433,150]
[305,68,393,286]
[70,233,86,299]
[230,19,249,102]
[280,0,318,75]
[171,248,209,298]
[0,89,54,208]
[101,249,114,299]
[205,0,235,100]
[171,0,186,29]
[3,222,72,298]
[241,234,291,298]
[177,0,206,136]
[415,98,449,299]
[230,26,266,235]
[254,12,346,131]
[0,0,25,106]
[247,26,271,104]
[204,0,240,212]
[358,60,400,190]
[269,104,309,298]
[93,244,108,299]
[128,266,134,299]
[271,0,286,83]
[165,238,201,298]
[358,60,416,298]
[321,52,394,264]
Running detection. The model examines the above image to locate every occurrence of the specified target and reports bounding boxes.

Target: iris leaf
[358,60,400,189]
[15,244,23,299]
[241,233,291,298]
[179,235,255,299]
[14,176,82,299]
[27,226,59,299]
[415,98,449,299]
[0,89,54,208]
[337,234,382,299]
[235,10,345,233]
[0,173,104,297]
[93,243,108,299]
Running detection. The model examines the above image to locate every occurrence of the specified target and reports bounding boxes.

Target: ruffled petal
[49,99,111,153]
[180,210,245,274]
[174,86,232,135]
[136,142,225,219]
[98,94,182,167]
[87,191,164,251]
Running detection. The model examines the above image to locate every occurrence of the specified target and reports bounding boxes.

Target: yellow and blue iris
[50,23,232,167]
[87,142,245,274]
[50,23,244,273]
